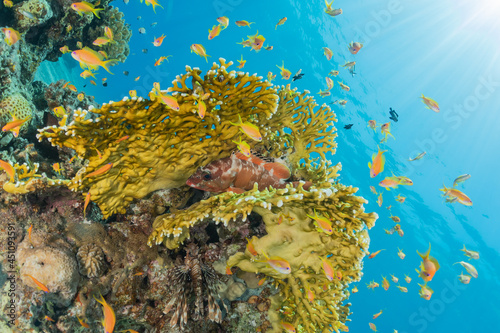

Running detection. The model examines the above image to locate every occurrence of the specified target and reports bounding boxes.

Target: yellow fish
[276,61,291,80]
[94,294,116,333]
[71,47,118,74]
[229,114,262,141]
[190,43,210,62]
[2,27,21,46]
[70,1,104,18]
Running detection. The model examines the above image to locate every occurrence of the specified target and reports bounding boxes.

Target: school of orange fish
[0,0,481,332]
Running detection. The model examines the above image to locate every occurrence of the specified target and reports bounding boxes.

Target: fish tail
[101,59,118,74]
[93,8,104,19]
[417,243,431,259]
[230,114,243,127]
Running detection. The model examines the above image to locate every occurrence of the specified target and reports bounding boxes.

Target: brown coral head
[185,158,230,193]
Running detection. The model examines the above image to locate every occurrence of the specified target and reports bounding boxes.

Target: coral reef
[17,230,80,306]
[163,243,227,330]
[86,6,132,63]
[0,93,33,136]
[37,59,280,218]
[76,243,107,278]
[151,179,375,331]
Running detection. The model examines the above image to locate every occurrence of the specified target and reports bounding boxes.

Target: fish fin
[263,162,291,180]
[101,59,118,74]
[368,162,371,169]
[93,8,104,19]
[226,187,245,194]
[417,243,431,259]
[429,256,440,270]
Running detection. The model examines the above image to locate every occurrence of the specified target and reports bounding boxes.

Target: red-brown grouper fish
[186,152,307,193]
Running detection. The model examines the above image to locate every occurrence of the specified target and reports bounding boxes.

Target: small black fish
[103,82,108,87]
[123,71,129,76]
[389,107,399,122]
[348,66,356,77]
[142,49,148,54]
[292,73,304,81]
[344,124,353,129]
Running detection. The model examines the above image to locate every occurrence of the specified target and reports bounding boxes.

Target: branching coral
[150,180,376,332]
[37,58,279,217]
[259,85,338,167]
[0,159,69,194]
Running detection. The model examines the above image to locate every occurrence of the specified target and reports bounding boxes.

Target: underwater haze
[3,0,500,332]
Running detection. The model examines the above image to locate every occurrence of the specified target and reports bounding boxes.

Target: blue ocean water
[45,0,500,331]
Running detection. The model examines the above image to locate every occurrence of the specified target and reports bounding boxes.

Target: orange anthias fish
[186,152,292,194]
[373,310,383,319]
[208,25,222,40]
[77,316,90,328]
[235,20,254,27]
[322,47,333,60]
[416,243,440,282]
[368,120,377,131]
[318,89,330,97]
[71,47,118,74]
[71,1,104,18]
[232,137,251,157]
[190,43,210,62]
[256,252,292,275]
[83,192,91,217]
[2,27,21,46]
[377,193,383,207]
[84,163,113,178]
[94,294,116,333]
[369,323,377,332]
[381,276,390,290]
[280,321,296,333]
[366,281,379,290]
[150,82,180,111]
[306,209,333,235]
[421,94,440,112]
[325,77,334,90]
[380,122,395,141]
[246,31,265,52]
[44,316,55,322]
[276,61,291,80]
[319,256,335,281]
[368,146,386,178]
[379,176,400,190]
[348,41,363,54]
[153,34,166,46]
[398,248,405,259]
[439,184,472,206]
[368,249,384,259]
[237,55,246,69]
[141,0,163,13]
[27,224,33,244]
[24,274,49,293]
[275,16,287,29]
[395,194,406,203]
[246,238,258,256]
[418,283,434,300]
[217,16,229,29]
[2,113,31,138]
[230,114,262,141]
[338,81,350,91]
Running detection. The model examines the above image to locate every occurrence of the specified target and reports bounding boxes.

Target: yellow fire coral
[0,160,69,194]
[149,179,376,331]
[38,58,318,217]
